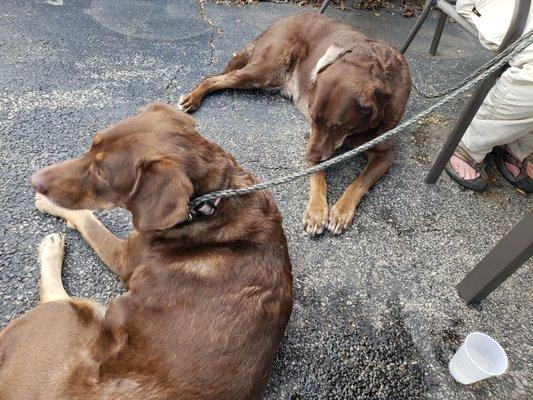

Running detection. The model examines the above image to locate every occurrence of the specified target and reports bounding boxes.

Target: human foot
[449,155,480,180]
[500,147,533,179]
[445,146,487,191]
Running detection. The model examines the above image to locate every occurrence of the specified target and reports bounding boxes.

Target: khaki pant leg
[461,65,533,162]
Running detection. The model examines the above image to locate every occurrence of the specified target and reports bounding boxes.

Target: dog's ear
[128,155,193,231]
[367,83,392,129]
[311,43,350,82]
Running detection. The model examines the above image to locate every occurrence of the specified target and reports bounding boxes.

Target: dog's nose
[307,149,323,164]
[30,173,48,195]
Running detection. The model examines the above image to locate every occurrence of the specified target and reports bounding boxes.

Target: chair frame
[457,211,533,303]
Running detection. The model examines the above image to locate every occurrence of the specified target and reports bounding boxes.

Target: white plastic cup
[448,332,508,384]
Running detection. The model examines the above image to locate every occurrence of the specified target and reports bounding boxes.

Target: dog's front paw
[35,193,79,229]
[39,233,65,267]
[177,93,201,113]
[35,193,68,218]
[303,204,329,236]
[327,201,355,235]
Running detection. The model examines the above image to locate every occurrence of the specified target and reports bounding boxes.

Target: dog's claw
[303,206,328,236]
[177,93,199,113]
[327,204,355,235]
[177,94,188,111]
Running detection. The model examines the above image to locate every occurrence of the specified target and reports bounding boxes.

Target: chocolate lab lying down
[0,104,292,400]
[179,13,411,236]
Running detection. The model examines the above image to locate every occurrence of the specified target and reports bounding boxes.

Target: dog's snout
[307,143,330,164]
[307,129,330,164]
[307,149,322,164]
[30,172,48,195]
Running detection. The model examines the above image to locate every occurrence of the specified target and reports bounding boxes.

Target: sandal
[493,146,533,193]
[445,145,488,191]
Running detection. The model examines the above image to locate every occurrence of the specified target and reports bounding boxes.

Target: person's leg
[455,0,477,26]
[450,65,533,182]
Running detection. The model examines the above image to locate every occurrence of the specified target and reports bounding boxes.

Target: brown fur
[179,13,412,235]
[0,103,293,400]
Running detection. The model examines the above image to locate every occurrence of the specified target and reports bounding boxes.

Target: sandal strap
[497,146,530,180]
[454,145,486,171]
[450,145,488,181]
[497,146,522,168]
[517,157,530,181]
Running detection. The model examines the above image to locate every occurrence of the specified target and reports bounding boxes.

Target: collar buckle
[187,197,222,221]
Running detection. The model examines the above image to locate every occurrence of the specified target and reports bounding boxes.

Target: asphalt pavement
[0,1,531,399]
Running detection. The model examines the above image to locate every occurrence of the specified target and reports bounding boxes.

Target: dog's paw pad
[303,207,328,236]
[39,233,65,265]
[327,206,355,235]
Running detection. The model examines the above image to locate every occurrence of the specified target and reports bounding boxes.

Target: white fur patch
[310,44,348,83]
[177,94,186,110]
[282,69,300,101]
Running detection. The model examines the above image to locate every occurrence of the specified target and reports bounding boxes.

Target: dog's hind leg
[178,61,281,112]
[38,233,69,303]
[177,46,252,113]
[222,43,254,74]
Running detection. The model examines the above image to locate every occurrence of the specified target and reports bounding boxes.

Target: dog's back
[102,214,293,400]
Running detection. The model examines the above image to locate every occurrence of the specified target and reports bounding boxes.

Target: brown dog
[0,103,292,400]
[179,13,411,236]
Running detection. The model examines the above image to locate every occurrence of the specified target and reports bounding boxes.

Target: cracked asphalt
[0,1,531,399]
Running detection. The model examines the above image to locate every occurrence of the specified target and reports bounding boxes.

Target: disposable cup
[448,332,508,384]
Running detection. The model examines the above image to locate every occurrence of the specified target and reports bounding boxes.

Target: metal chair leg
[457,211,533,303]
[319,0,331,14]
[400,0,436,54]
[430,10,447,56]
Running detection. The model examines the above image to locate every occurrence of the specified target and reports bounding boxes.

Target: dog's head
[31,103,230,231]
[306,43,392,163]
